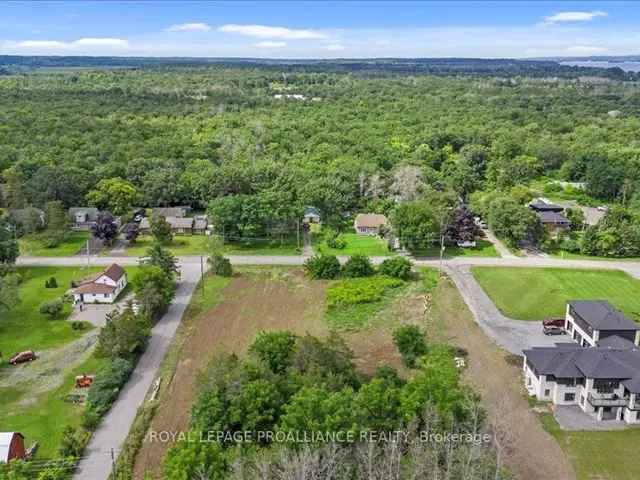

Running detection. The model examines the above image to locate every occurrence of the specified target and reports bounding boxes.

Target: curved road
[14,253,640,480]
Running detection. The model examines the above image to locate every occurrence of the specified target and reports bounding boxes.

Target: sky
[0,1,638,58]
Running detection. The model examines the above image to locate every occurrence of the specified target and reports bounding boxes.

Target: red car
[9,350,37,365]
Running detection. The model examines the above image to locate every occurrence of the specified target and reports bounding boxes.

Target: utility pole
[296,220,300,250]
[110,448,116,479]
[200,255,205,297]
[86,239,90,270]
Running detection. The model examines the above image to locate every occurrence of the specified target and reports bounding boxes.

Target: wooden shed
[0,432,26,463]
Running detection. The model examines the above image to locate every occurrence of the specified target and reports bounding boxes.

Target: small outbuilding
[303,207,321,224]
[0,432,26,464]
[353,213,388,235]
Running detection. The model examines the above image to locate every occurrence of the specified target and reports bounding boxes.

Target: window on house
[564,393,575,402]
[576,378,585,386]
[544,389,550,397]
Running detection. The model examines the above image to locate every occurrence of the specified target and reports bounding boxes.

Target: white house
[523,301,640,424]
[72,263,127,304]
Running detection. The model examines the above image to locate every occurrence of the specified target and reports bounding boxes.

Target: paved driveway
[445,264,560,354]
[73,261,202,480]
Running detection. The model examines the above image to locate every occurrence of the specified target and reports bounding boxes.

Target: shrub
[58,426,89,458]
[71,321,86,330]
[210,254,233,277]
[250,331,298,373]
[44,277,58,288]
[39,298,64,319]
[304,254,341,279]
[392,325,428,368]
[341,254,375,278]
[378,256,412,279]
[326,276,404,308]
[325,228,346,249]
[84,357,134,423]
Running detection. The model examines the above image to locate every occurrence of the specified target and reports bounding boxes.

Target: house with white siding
[524,301,640,424]
[72,263,127,305]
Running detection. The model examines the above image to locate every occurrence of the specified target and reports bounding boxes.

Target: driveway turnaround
[73,261,202,480]
[445,264,559,354]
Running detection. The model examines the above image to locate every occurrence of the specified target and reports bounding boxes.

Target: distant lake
[561,61,640,72]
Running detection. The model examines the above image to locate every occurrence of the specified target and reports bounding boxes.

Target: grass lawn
[1,266,101,355]
[126,235,300,256]
[540,413,640,480]
[413,240,499,258]
[315,233,391,256]
[1,354,109,458]
[19,231,89,257]
[549,250,640,262]
[125,235,210,256]
[472,267,640,321]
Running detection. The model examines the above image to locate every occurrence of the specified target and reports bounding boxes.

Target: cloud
[253,41,287,49]
[15,40,69,49]
[324,44,346,51]
[543,11,607,25]
[73,38,129,47]
[166,22,211,32]
[219,24,326,39]
[564,45,608,55]
[11,37,128,51]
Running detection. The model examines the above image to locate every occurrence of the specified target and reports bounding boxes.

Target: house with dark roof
[528,198,570,237]
[565,300,640,348]
[72,263,127,304]
[139,216,195,234]
[523,301,640,424]
[68,207,99,230]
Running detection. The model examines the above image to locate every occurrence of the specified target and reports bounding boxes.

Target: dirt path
[133,269,327,479]
[433,275,575,480]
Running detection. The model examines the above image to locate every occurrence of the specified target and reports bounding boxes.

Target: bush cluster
[326,276,404,308]
[83,357,134,428]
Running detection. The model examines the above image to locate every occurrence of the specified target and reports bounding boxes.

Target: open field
[540,413,640,480]
[19,231,90,257]
[315,233,391,256]
[549,250,640,262]
[0,266,99,355]
[133,267,328,479]
[471,267,640,321]
[414,240,499,258]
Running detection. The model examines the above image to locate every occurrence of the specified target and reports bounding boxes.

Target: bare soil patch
[133,268,327,479]
[432,275,575,480]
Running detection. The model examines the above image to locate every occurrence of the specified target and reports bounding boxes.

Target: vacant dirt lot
[432,275,575,480]
[133,268,328,479]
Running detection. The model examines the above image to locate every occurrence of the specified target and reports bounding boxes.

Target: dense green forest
[1,64,640,254]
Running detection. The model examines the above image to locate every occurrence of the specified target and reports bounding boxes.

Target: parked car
[9,350,37,365]
[543,325,566,336]
[543,318,565,328]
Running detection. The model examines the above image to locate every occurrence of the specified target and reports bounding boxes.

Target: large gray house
[524,301,640,424]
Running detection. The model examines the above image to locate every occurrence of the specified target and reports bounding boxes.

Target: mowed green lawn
[1,354,108,458]
[1,266,100,355]
[472,267,640,321]
[541,413,640,480]
[414,240,499,258]
[19,231,90,257]
[126,235,299,256]
[315,233,391,256]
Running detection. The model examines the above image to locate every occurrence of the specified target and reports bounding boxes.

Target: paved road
[73,261,202,480]
[15,252,640,479]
